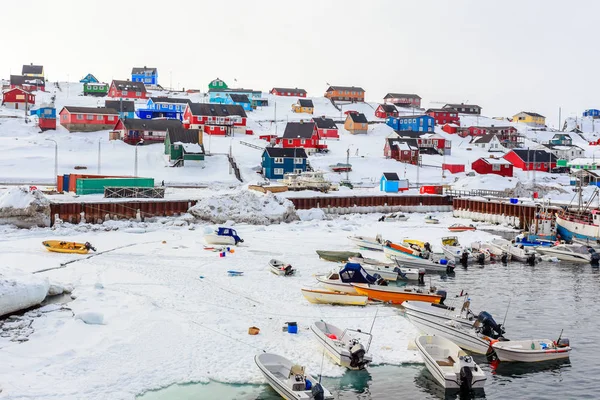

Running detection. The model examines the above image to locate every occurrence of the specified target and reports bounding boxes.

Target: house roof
[426,108,457,113]
[481,157,512,165]
[543,143,583,151]
[264,147,308,158]
[282,122,316,139]
[394,130,423,138]
[187,103,248,118]
[10,75,44,86]
[131,67,157,74]
[326,85,365,93]
[312,117,337,129]
[384,93,421,99]
[229,94,250,103]
[166,127,200,144]
[348,113,368,123]
[105,100,135,113]
[444,103,481,110]
[298,99,314,108]
[382,172,400,181]
[568,158,598,166]
[469,125,516,131]
[121,118,183,131]
[379,104,397,112]
[471,134,498,144]
[509,149,557,162]
[208,88,260,94]
[150,97,192,105]
[111,80,147,92]
[272,87,307,95]
[394,114,431,120]
[3,87,31,95]
[388,137,419,148]
[516,111,545,118]
[61,106,119,115]
[22,64,43,75]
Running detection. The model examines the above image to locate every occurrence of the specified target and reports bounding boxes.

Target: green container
[83,83,109,96]
[557,159,567,167]
[76,178,154,195]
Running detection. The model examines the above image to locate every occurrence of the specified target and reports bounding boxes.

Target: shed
[164,128,204,165]
[442,164,465,174]
[472,157,513,177]
[380,172,407,193]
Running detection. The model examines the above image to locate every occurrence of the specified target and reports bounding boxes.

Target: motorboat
[204,227,244,246]
[255,353,334,399]
[348,256,423,281]
[471,241,504,259]
[348,256,394,267]
[42,240,96,254]
[448,224,477,232]
[351,283,445,305]
[416,335,487,390]
[316,250,362,262]
[269,259,296,276]
[300,288,368,306]
[492,338,571,362]
[315,263,386,294]
[329,163,352,172]
[442,237,491,265]
[311,321,372,370]
[535,244,598,264]
[488,238,537,263]
[515,233,556,248]
[378,213,409,222]
[383,240,429,259]
[389,252,456,274]
[425,215,440,224]
[347,235,385,251]
[403,300,508,355]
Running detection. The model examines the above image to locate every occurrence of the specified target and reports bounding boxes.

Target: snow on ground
[0,270,49,317]
[0,212,502,400]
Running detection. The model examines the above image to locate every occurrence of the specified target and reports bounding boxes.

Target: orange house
[344,112,368,134]
[324,85,365,102]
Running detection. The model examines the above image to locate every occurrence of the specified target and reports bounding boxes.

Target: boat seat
[436,356,455,367]
[289,364,305,378]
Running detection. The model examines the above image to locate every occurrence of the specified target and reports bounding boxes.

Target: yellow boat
[42,240,96,254]
[403,239,427,249]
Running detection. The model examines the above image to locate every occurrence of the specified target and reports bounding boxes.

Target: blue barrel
[439,259,448,265]
[510,198,518,204]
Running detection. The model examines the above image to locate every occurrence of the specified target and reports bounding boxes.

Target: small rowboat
[269,259,295,276]
[311,321,372,370]
[316,250,362,262]
[347,235,384,251]
[42,240,96,254]
[425,216,440,224]
[351,283,444,305]
[300,288,368,306]
[492,338,571,362]
[448,224,477,232]
[383,240,423,258]
[329,163,352,172]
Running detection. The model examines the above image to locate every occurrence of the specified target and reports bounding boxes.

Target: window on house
[492,164,501,171]
[294,168,303,173]
[274,168,284,175]
[122,91,128,96]
[136,92,141,96]
[62,115,67,120]
[287,140,293,145]
[294,158,303,164]
[274,157,284,164]
[86,115,93,120]
[108,116,115,121]
[97,115,103,121]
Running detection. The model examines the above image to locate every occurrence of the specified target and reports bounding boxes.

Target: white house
[541,143,585,161]
[470,134,505,152]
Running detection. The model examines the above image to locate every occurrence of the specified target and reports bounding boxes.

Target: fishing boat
[300,288,368,306]
[269,259,296,276]
[492,338,571,362]
[316,250,362,262]
[204,227,244,246]
[389,252,456,273]
[311,321,373,370]
[255,353,334,400]
[416,335,487,390]
[556,184,600,241]
[42,240,96,254]
[516,200,557,246]
[315,263,385,294]
[329,163,352,172]
[535,244,598,264]
[448,224,477,232]
[351,283,444,305]
[378,213,409,222]
[347,235,384,251]
[425,215,440,224]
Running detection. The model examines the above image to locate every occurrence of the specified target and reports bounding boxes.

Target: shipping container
[419,185,443,195]
[442,163,465,174]
[76,178,154,195]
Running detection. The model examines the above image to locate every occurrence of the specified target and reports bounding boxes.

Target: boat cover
[339,263,378,284]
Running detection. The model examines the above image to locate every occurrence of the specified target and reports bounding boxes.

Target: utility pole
[558,107,562,131]
[274,102,277,135]
[97,139,102,174]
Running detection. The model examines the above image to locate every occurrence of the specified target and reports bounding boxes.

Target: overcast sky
[2,0,596,126]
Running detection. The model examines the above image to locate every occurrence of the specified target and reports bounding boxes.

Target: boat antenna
[368,308,379,334]
[501,298,511,329]
[556,328,564,344]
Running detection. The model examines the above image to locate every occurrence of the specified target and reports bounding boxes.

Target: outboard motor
[477,311,505,339]
[459,365,473,394]
[588,248,600,267]
[446,260,456,274]
[477,252,485,266]
[460,251,469,267]
[556,338,570,348]
[526,253,536,266]
[311,383,325,400]
[84,242,97,252]
[418,268,426,285]
[284,265,294,276]
[373,274,388,286]
[501,252,508,264]
[424,242,432,253]
[436,290,447,305]
[349,340,368,369]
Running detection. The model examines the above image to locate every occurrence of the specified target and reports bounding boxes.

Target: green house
[83,82,109,97]
[208,78,228,91]
[164,128,205,166]
[567,158,598,170]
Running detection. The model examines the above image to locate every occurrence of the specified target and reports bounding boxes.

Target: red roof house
[472,157,514,177]
[312,116,339,139]
[183,103,248,135]
[2,88,35,110]
[59,106,119,132]
[503,149,556,172]
[426,108,460,125]
[109,80,148,99]
[277,121,327,153]
[375,104,399,119]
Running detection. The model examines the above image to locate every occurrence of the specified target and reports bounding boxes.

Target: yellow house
[512,111,545,126]
[291,99,314,114]
[344,112,368,134]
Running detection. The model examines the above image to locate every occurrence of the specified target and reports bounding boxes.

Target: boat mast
[346,147,350,182]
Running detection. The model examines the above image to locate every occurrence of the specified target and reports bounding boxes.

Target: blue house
[136,97,192,120]
[209,88,262,104]
[131,66,158,85]
[583,109,600,118]
[380,172,403,193]
[79,73,99,84]
[30,104,56,119]
[225,94,253,111]
[261,147,308,179]
[105,100,136,119]
[386,114,435,132]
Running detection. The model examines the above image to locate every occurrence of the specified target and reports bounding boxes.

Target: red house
[375,104,398,119]
[472,157,514,177]
[59,106,119,132]
[183,103,247,135]
[383,93,421,108]
[111,118,183,144]
[270,87,307,97]
[503,149,556,172]
[10,75,45,92]
[426,108,460,125]
[467,126,517,137]
[395,131,451,155]
[278,121,327,153]
[384,138,420,165]
[109,80,148,99]
[1,88,35,109]
[312,116,339,139]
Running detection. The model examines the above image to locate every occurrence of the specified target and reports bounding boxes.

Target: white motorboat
[442,237,490,265]
[425,215,440,224]
[310,321,373,370]
[269,259,296,276]
[348,256,423,281]
[389,252,456,273]
[492,338,571,362]
[347,235,385,251]
[255,353,334,400]
[488,238,537,262]
[300,288,368,306]
[378,213,409,222]
[315,270,357,294]
[403,300,507,354]
[535,244,595,264]
[471,241,504,258]
[416,335,487,390]
[348,256,394,267]
[204,227,244,246]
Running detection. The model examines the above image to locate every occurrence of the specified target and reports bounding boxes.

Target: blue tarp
[339,263,378,284]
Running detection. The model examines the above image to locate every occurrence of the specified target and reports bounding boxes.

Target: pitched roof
[131,67,157,74]
[22,64,43,75]
[187,103,247,118]
[471,134,499,144]
[426,108,456,113]
[387,137,418,150]
[105,100,135,113]
[326,85,365,93]
[543,143,583,151]
[444,103,481,109]
[208,88,260,95]
[61,106,119,115]
[272,87,307,95]
[509,149,557,162]
[150,97,192,105]
[481,157,512,165]
[384,93,421,99]
[228,94,250,103]
[10,75,44,86]
[166,127,200,144]
[121,119,183,131]
[312,117,337,129]
[517,111,545,118]
[348,113,368,123]
[394,130,423,138]
[379,104,397,113]
[394,114,431,120]
[111,80,147,92]
[298,99,314,108]
[264,147,308,158]
[383,172,400,181]
[282,122,316,139]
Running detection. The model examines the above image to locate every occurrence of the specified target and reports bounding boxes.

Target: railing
[445,189,511,198]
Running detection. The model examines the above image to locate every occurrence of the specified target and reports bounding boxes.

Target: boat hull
[316,250,362,262]
[311,322,372,370]
[301,288,368,306]
[42,240,90,254]
[556,214,600,242]
[347,236,383,251]
[492,340,571,362]
[535,248,591,263]
[204,234,236,246]
[315,276,357,294]
[352,284,441,305]
[389,252,453,273]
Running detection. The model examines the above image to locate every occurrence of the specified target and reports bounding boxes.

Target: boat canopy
[216,227,242,242]
[339,263,378,284]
